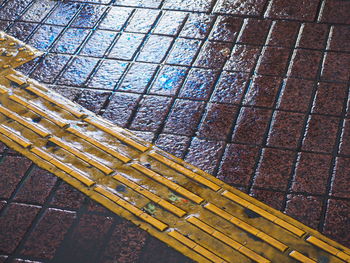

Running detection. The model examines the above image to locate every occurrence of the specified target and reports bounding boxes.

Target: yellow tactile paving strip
[0,33,350,263]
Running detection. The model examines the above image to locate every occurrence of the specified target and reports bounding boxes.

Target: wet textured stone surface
[0,0,350,261]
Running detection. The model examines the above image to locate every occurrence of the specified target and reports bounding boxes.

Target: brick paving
[0,0,349,262]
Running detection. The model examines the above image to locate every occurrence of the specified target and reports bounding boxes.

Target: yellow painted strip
[25,85,86,118]
[187,217,270,263]
[0,85,8,94]
[307,236,350,261]
[30,147,95,187]
[0,105,50,137]
[0,125,31,148]
[168,230,226,262]
[84,117,148,152]
[95,186,168,231]
[192,245,227,263]
[187,217,215,235]
[238,246,270,263]
[113,174,186,217]
[138,213,168,231]
[131,163,204,204]
[149,152,221,191]
[204,203,288,252]
[9,94,68,128]
[66,127,130,163]
[6,74,26,85]
[289,251,317,263]
[48,137,113,175]
[222,191,305,237]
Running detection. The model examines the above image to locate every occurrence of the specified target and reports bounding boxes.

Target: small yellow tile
[139,212,168,231]
[187,217,215,235]
[168,230,197,249]
[193,245,225,263]
[289,251,316,263]
[306,236,339,256]
[6,74,26,85]
[238,246,271,263]
[274,218,305,237]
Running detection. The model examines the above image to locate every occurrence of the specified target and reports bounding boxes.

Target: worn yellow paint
[1,32,350,263]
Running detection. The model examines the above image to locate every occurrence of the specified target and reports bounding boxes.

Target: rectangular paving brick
[179,68,219,101]
[197,103,238,140]
[50,182,85,210]
[253,148,295,191]
[101,221,147,263]
[302,114,339,153]
[265,0,321,21]
[291,152,333,194]
[267,20,300,47]
[232,107,272,145]
[102,92,141,127]
[185,138,225,174]
[288,49,323,79]
[277,78,315,112]
[296,23,329,50]
[151,64,194,94]
[217,143,260,186]
[118,63,158,94]
[340,119,350,156]
[224,44,261,73]
[211,72,249,104]
[130,95,173,132]
[0,156,31,199]
[312,82,348,116]
[52,214,113,263]
[256,46,291,76]
[330,157,350,198]
[20,208,76,260]
[324,199,350,246]
[13,167,57,205]
[214,0,268,16]
[285,194,323,229]
[155,134,191,158]
[267,111,305,149]
[243,75,282,108]
[209,16,242,42]
[237,18,271,45]
[163,99,205,136]
[0,203,40,254]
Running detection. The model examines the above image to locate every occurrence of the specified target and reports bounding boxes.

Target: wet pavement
[0,0,350,262]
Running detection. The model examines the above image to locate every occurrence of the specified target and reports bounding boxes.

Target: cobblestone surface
[0,0,350,262]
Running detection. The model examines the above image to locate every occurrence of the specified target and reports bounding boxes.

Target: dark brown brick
[21,208,76,260]
[218,144,260,186]
[197,103,238,140]
[331,157,350,198]
[232,107,272,145]
[267,111,305,149]
[277,78,314,112]
[163,99,205,136]
[285,194,323,229]
[302,115,339,153]
[253,148,295,191]
[291,152,332,194]
[324,199,350,247]
[185,138,225,174]
[130,95,172,132]
[0,156,31,199]
[312,82,348,116]
[101,221,147,263]
[0,203,40,254]
[14,167,57,205]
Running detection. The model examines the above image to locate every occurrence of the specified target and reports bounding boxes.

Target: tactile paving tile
[0,68,349,263]
[0,31,42,72]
